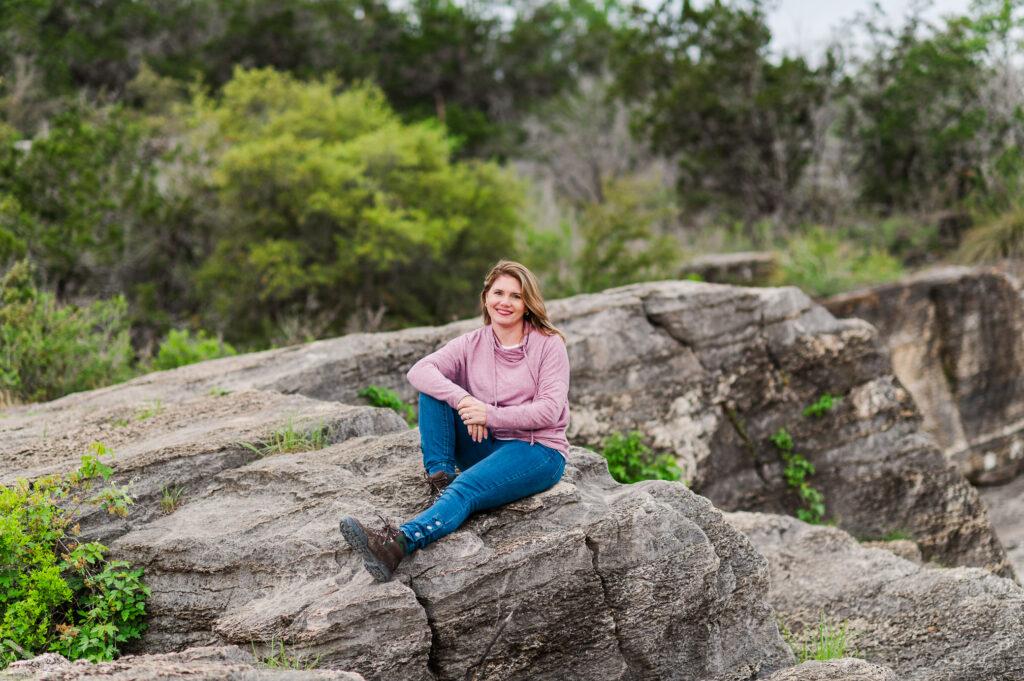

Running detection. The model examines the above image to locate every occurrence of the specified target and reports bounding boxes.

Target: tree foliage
[613,0,830,218]
[189,68,524,345]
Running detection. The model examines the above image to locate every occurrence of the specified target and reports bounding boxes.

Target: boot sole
[338,516,394,582]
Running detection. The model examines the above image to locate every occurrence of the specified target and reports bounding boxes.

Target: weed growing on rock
[770,428,825,524]
[0,443,150,668]
[598,431,682,484]
[803,393,841,419]
[778,612,854,662]
[159,485,187,514]
[238,417,330,457]
[252,637,321,670]
[358,385,416,427]
[112,400,164,427]
[208,387,231,397]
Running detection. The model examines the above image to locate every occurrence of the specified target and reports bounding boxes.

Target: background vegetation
[3,0,1024,403]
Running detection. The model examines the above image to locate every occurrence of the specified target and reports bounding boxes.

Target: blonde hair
[480,260,565,343]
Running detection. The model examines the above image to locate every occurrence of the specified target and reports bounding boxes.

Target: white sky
[768,0,974,56]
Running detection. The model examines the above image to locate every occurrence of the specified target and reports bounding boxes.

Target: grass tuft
[237,416,330,457]
[778,612,854,662]
[252,637,321,670]
[159,485,187,514]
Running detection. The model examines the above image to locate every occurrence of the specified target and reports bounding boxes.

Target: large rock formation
[0,646,365,680]
[6,281,1010,576]
[824,265,1024,486]
[0,387,792,679]
[730,511,1024,681]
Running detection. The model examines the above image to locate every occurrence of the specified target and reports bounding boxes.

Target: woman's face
[485,274,526,331]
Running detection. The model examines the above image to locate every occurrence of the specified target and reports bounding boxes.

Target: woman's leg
[399,441,565,552]
[418,393,492,476]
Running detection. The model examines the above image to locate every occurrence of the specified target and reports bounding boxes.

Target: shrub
[358,386,416,427]
[778,227,903,298]
[0,444,150,668]
[958,204,1024,263]
[151,329,237,372]
[0,261,136,404]
[598,430,681,484]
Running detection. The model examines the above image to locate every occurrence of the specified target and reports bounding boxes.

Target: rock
[728,511,1024,681]
[682,252,778,286]
[116,434,790,680]
[858,540,922,564]
[0,646,364,680]
[766,659,899,681]
[824,265,1024,486]
[979,475,1024,576]
[2,280,1011,575]
[0,385,793,679]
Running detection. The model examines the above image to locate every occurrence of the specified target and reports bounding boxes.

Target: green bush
[0,261,136,404]
[0,444,150,668]
[151,329,237,372]
[598,430,681,484]
[778,227,903,298]
[358,386,415,427]
[958,204,1024,263]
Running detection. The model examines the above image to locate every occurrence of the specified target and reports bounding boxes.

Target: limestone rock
[765,659,899,681]
[979,475,1024,576]
[0,646,364,680]
[2,280,1010,575]
[729,512,1024,681]
[824,265,1024,486]
[0,385,793,679]
[682,251,778,286]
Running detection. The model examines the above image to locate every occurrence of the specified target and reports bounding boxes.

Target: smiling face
[484,274,526,333]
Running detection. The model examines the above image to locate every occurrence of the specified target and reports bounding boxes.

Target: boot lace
[370,514,401,543]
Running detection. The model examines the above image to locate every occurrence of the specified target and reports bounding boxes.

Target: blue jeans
[399,393,566,552]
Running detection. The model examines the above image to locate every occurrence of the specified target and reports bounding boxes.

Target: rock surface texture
[824,265,1024,486]
[0,382,792,679]
[3,281,1011,575]
[2,279,1018,677]
[730,511,1024,681]
[0,646,364,680]
[765,659,898,681]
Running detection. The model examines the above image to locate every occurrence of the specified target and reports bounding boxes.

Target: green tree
[613,0,829,219]
[188,68,524,346]
[841,7,992,211]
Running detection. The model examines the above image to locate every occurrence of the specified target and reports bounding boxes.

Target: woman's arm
[482,340,569,431]
[407,335,472,409]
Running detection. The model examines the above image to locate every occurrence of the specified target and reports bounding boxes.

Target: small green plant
[252,637,322,670]
[778,612,854,662]
[113,400,164,427]
[803,393,841,419]
[770,427,825,524]
[0,443,149,668]
[159,485,187,514]
[598,430,681,484]
[238,417,330,457]
[777,227,903,298]
[151,329,237,372]
[358,385,415,427]
[208,387,231,397]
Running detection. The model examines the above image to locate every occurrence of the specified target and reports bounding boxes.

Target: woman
[339,260,569,582]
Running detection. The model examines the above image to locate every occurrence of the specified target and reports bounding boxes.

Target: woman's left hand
[458,396,488,426]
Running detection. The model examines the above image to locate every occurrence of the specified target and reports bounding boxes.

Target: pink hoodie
[406,324,570,456]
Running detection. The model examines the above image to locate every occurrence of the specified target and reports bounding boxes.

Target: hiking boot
[421,469,456,509]
[339,514,408,582]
